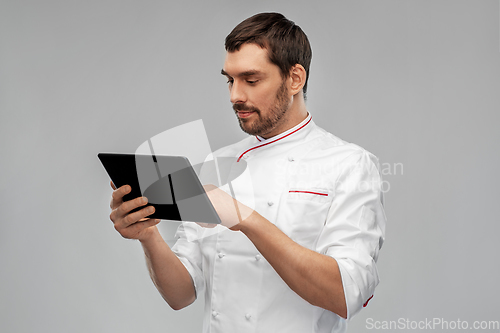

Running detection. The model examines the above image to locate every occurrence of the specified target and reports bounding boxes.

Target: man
[109,12,385,333]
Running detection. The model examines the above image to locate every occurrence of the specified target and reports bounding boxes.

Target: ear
[288,64,306,96]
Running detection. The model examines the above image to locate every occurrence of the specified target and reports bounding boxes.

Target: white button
[243,155,249,160]
[245,313,252,320]
[255,254,261,261]
[288,156,294,162]
[212,311,218,318]
[218,253,225,258]
[267,201,274,206]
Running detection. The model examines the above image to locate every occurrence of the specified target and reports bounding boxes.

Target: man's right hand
[109,181,160,241]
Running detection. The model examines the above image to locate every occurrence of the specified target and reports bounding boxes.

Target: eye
[227,79,234,85]
[246,80,258,84]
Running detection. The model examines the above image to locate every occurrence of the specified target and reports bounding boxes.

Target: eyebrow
[221,69,262,77]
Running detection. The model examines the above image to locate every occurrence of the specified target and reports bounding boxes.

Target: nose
[230,81,246,105]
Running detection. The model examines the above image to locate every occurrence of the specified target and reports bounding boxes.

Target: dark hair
[225,12,312,97]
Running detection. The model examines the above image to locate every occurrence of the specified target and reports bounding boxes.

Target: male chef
[109,12,386,333]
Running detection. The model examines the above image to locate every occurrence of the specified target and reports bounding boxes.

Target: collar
[237,113,313,162]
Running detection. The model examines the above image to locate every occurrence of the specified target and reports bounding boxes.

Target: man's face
[222,43,291,138]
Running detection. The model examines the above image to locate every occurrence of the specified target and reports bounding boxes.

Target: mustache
[233,103,260,113]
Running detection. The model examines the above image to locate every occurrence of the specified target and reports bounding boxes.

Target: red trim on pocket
[363,295,373,307]
[289,190,328,197]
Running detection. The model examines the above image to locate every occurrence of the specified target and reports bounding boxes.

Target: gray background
[1,0,499,332]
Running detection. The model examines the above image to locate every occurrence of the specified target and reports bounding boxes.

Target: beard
[233,79,290,137]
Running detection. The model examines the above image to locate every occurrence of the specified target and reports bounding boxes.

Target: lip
[237,111,255,118]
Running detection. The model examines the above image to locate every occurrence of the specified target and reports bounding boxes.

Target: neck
[260,91,308,139]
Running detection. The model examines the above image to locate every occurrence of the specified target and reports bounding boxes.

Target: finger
[109,197,154,228]
[118,196,149,216]
[120,205,156,229]
[110,185,131,209]
[196,222,216,228]
[112,196,150,227]
[110,181,117,190]
[203,184,218,192]
[123,218,161,239]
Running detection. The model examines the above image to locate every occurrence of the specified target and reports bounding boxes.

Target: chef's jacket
[171,113,386,333]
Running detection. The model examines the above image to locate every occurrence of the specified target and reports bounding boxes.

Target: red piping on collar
[289,190,328,196]
[237,117,312,162]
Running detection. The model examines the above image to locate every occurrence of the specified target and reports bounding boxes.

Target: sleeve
[170,222,206,299]
[315,150,387,319]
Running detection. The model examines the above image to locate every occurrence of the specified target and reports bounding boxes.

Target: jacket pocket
[276,188,333,249]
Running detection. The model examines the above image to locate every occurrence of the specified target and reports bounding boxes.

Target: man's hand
[109,181,160,241]
[203,184,254,231]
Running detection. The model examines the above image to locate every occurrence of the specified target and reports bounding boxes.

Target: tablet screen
[98,153,221,224]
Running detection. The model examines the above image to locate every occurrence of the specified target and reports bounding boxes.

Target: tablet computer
[98,153,221,224]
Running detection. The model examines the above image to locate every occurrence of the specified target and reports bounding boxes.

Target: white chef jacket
[171,113,386,333]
